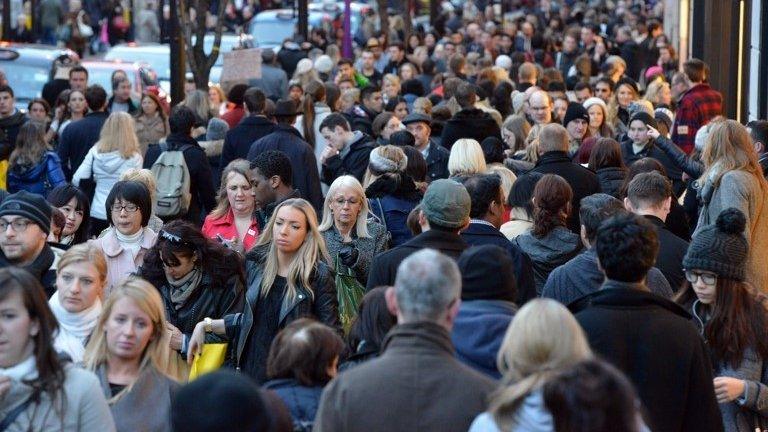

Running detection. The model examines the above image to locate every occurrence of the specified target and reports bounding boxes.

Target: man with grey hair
[315,249,496,432]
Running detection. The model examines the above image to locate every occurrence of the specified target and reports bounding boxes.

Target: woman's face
[689,269,718,304]
[424,33,436,48]
[587,105,604,129]
[111,199,143,236]
[208,88,221,105]
[105,297,154,363]
[68,91,87,115]
[29,102,48,121]
[225,172,254,214]
[56,261,103,313]
[162,251,196,281]
[58,196,84,237]
[382,116,402,139]
[628,120,649,144]
[617,85,635,108]
[659,47,671,62]
[383,80,400,99]
[400,65,415,81]
[329,186,362,228]
[659,85,672,106]
[141,96,158,116]
[502,127,516,149]
[0,290,37,368]
[289,86,303,102]
[408,35,420,49]
[393,102,408,120]
[272,206,308,254]
[553,99,568,122]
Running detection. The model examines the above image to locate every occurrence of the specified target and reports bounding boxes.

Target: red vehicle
[80,60,164,100]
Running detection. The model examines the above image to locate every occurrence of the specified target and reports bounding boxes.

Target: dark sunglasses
[159,230,193,247]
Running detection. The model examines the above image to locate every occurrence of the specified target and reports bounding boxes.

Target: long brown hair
[9,121,49,166]
[588,138,626,171]
[675,279,768,369]
[531,174,572,238]
[301,81,326,149]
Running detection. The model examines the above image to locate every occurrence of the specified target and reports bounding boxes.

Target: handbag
[78,150,96,202]
[334,255,366,333]
[188,343,228,381]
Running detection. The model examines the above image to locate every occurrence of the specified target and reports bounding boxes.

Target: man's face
[528,93,552,124]
[338,80,354,93]
[567,119,588,140]
[444,43,456,57]
[69,71,88,91]
[0,216,46,264]
[522,22,534,38]
[321,125,347,151]
[595,83,612,103]
[115,80,132,102]
[361,52,374,70]
[406,122,430,148]
[0,92,14,116]
[563,35,577,53]
[575,88,592,103]
[388,46,403,62]
[363,91,383,113]
[338,63,354,80]
[249,167,277,210]
[581,27,595,46]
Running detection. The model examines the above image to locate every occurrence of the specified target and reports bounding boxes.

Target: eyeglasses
[110,203,139,213]
[685,270,717,286]
[0,219,31,233]
[333,197,361,206]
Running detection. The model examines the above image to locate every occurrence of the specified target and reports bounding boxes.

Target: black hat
[402,112,432,126]
[629,111,658,130]
[683,208,748,281]
[273,99,298,117]
[0,191,52,235]
[562,102,589,127]
[616,76,639,94]
[458,245,517,302]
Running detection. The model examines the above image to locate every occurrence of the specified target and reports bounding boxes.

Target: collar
[642,214,667,228]
[403,229,467,251]
[101,228,156,257]
[381,321,455,356]
[536,151,571,164]
[569,283,692,319]
[601,279,648,292]
[469,219,496,229]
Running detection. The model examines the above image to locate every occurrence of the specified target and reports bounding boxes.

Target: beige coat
[134,113,169,155]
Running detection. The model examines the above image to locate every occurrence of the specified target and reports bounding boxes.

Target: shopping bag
[335,255,366,333]
[188,343,228,381]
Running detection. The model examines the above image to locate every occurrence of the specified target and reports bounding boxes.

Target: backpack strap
[159,142,168,152]
[0,395,34,432]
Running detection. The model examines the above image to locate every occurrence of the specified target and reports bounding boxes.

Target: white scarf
[0,355,37,382]
[49,291,102,363]
[115,228,145,260]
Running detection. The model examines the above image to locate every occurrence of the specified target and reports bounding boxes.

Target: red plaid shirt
[671,83,722,153]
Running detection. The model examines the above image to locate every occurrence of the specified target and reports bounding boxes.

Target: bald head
[528,90,552,125]
[538,123,569,154]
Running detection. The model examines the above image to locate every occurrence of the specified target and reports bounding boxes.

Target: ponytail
[302,81,326,149]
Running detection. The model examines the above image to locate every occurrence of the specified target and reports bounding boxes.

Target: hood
[94,150,138,175]
[452,300,516,379]
[516,227,581,262]
[513,391,554,432]
[9,155,46,179]
[365,173,422,200]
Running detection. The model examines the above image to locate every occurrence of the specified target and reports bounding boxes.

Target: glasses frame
[0,218,32,233]
[684,270,718,286]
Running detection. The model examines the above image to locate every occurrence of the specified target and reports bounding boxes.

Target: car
[0,42,79,111]
[248,7,363,51]
[80,60,158,96]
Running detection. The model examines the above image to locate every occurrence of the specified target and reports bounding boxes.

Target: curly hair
[531,174,572,238]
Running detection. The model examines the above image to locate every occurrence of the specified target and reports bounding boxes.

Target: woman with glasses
[202,159,259,253]
[90,181,157,296]
[674,208,768,431]
[187,198,340,383]
[320,176,388,285]
[138,220,244,380]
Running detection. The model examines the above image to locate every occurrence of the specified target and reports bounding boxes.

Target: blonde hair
[412,97,433,115]
[183,89,213,123]
[486,164,517,201]
[490,299,592,430]
[208,85,226,104]
[382,73,401,90]
[57,243,108,285]
[120,168,157,205]
[96,112,140,158]
[644,79,669,106]
[83,276,172,403]
[607,82,638,128]
[319,175,370,238]
[448,139,487,176]
[256,198,330,302]
[210,159,253,219]
[701,119,768,188]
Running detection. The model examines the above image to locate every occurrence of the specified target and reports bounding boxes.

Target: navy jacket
[460,222,536,304]
[451,300,517,379]
[57,111,110,180]
[425,140,450,182]
[248,125,324,213]
[221,115,275,169]
[263,379,324,431]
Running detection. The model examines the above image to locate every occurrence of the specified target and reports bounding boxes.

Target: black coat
[570,282,724,432]
[57,111,110,180]
[440,108,501,150]
[596,167,626,198]
[321,132,376,185]
[106,96,139,115]
[0,244,56,298]
[528,151,602,232]
[425,140,450,182]
[143,133,217,225]
[644,215,689,292]
[621,138,684,196]
[248,125,324,213]
[221,115,275,169]
[0,110,26,161]
[460,222,536,305]
[366,230,468,290]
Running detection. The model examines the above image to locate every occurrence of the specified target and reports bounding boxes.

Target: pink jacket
[202,209,259,251]
[90,228,157,297]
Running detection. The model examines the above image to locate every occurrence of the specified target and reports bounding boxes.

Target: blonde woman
[449,138,488,177]
[469,299,592,431]
[607,80,639,138]
[188,198,340,383]
[83,276,178,432]
[695,119,768,291]
[319,175,389,284]
[202,159,259,251]
[583,97,614,139]
[382,73,401,104]
[644,79,673,109]
[50,243,107,363]
[182,89,214,135]
[208,84,228,116]
[73,112,143,234]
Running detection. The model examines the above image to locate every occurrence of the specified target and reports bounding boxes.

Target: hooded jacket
[73,147,143,220]
[7,152,67,196]
[452,300,517,379]
[596,166,627,198]
[514,226,582,295]
[365,174,422,248]
[440,108,501,150]
[469,392,554,432]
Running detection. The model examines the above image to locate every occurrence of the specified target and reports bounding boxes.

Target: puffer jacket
[7,151,67,195]
[263,378,325,432]
[72,147,142,220]
[514,226,582,294]
[596,166,627,198]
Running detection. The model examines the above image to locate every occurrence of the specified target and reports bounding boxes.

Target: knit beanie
[695,122,714,152]
[562,102,589,127]
[583,96,607,112]
[458,245,517,302]
[369,146,408,173]
[206,118,229,141]
[683,208,748,281]
[295,58,313,75]
[654,108,674,131]
[629,111,658,130]
[0,191,52,235]
[314,55,334,74]
[495,54,512,70]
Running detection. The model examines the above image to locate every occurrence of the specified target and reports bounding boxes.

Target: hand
[187,322,206,364]
[320,145,339,164]
[0,375,11,401]
[216,234,245,255]
[713,377,745,403]
[647,125,661,140]
[338,244,359,267]
[166,322,183,351]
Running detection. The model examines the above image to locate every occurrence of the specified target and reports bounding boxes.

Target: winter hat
[495,54,512,70]
[683,208,748,281]
[562,102,589,127]
[458,245,517,302]
[628,99,654,118]
[629,111,657,130]
[512,91,526,114]
[369,145,408,173]
[295,58,313,75]
[206,118,229,141]
[314,55,334,74]
[0,191,52,235]
[583,96,607,112]
[695,122,714,152]
[654,108,674,131]
[645,66,664,81]
[480,136,505,164]
[616,77,639,95]
[421,179,471,229]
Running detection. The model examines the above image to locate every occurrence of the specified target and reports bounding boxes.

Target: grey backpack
[151,142,192,217]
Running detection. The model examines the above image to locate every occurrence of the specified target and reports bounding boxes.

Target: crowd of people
[0,0,767,431]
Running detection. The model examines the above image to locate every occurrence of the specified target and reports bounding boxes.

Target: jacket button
[299,294,304,299]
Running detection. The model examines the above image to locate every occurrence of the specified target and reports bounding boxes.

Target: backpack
[151,142,192,217]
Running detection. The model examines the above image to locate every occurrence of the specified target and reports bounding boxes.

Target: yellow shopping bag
[0,159,7,190]
[188,343,228,381]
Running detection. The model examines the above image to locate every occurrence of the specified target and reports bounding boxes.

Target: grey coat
[514,226,582,294]
[321,222,389,284]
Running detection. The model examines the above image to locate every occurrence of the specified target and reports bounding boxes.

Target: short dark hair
[401,145,427,182]
[595,77,615,90]
[573,82,592,93]
[360,85,381,102]
[347,287,396,355]
[69,65,88,79]
[337,57,354,67]
[401,79,425,97]
[390,130,415,147]
[112,77,129,91]
[595,213,659,282]
[579,193,626,243]
[455,82,477,108]
[319,113,350,133]
[508,172,543,219]
[480,136,505,164]
[227,84,248,105]
[251,150,292,186]
[748,120,768,150]
[266,319,344,386]
[0,84,13,98]
[627,171,672,209]
[105,181,152,227]
[421,58,435,75]
[683,58,707,83]
[548,80,566,92]
[85,85,107,111]
[243,88,266,114]
[168,105,197,135]
[458,174,503,218]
